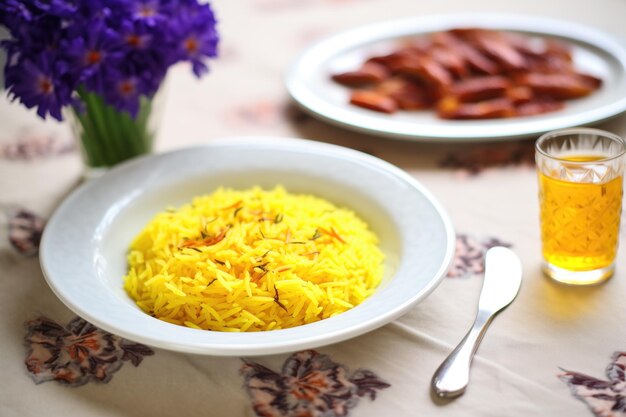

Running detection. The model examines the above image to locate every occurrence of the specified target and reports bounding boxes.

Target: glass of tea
[536,128,625,285]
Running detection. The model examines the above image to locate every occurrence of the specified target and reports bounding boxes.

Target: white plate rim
[39,137,456,356]
[285,13,626,142]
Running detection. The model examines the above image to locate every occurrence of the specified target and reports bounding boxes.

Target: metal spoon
[431,246,522,398]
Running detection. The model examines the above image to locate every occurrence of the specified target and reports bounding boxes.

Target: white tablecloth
[1,1,626,416]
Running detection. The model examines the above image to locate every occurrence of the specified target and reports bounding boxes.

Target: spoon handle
[431,309,494,398]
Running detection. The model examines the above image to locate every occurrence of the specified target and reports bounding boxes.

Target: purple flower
[105,74,142,116]
[0,0,219,120]
[4,53,73,120]
[66,19,124,74]
[167,2,219,76]
[118,20,153,51]
[131,1,165,26]
[0,0,33,24]
[32,0,78,17]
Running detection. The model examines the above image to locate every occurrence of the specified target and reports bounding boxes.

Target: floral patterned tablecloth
[2,1,626,416]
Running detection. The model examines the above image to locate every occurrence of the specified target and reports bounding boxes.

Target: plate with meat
[285,14,626,141]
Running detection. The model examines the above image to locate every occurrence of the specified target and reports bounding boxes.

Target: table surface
[1,1,626,416]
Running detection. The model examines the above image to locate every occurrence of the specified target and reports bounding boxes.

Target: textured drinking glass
[536,128,625,285]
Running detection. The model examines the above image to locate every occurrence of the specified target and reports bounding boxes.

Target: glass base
[542,262,614,285]
[82,166,109,182]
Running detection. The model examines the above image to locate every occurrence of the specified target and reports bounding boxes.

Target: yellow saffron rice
[124,186,384,332]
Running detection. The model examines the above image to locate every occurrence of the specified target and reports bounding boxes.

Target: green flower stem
[125,97,152,154]
[74,111,103,166]
[136,98,153,151]
[102,104,126,160]
[85,92,121,164]
[75,89,116,165]
[119,118,140,156]
[103,103,132,161]
[73,87,154,168]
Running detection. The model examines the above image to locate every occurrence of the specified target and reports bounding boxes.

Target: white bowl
[40,137,455,356]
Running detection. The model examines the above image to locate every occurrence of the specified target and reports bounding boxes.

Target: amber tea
[539,157,623,272]
[536,129,625,285]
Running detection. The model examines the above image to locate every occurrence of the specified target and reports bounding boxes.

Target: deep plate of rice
[125,186,385,332]
[40,137,455,355]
